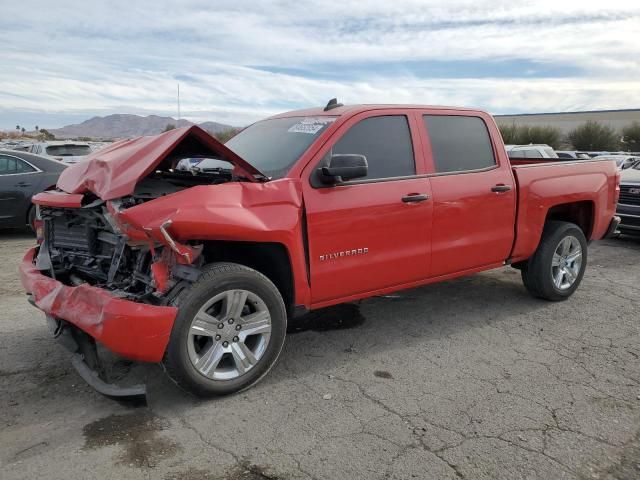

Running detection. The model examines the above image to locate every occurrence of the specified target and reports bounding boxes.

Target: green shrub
[498,123,520,144]
[498,123,562,149]
[567,121,619,151]
[621,121,640,152]
[525,125,562,149]
[213,128,241,143]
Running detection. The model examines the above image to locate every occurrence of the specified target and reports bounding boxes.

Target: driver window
[331,115,415,181]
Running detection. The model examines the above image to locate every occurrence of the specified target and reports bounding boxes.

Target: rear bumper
[19,247,177,362]
[605,215,621,238]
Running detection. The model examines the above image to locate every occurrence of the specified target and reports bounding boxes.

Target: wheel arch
[199,240,295,316]
[511,200,596,265]
[544,200,595,238]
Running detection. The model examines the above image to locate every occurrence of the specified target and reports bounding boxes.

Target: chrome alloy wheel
[551,235,583,290]
[187,289,272,380]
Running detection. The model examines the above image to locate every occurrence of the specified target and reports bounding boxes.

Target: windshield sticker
[288,117,336,134]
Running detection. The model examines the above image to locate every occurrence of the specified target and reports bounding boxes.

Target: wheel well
[200,241,295,315]
[545,201,594,238]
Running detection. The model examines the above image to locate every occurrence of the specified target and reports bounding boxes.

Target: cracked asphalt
[1,230,639,479]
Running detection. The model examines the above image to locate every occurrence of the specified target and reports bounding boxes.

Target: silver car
[593,154,640,171]
[29,141,92,164]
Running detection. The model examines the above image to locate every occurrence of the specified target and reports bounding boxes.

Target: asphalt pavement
[1,231,639,479]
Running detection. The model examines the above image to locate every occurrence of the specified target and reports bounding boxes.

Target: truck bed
[509,158,619,262]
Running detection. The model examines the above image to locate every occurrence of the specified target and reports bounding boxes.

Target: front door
[0,154,33,227]
[302,113,433,305]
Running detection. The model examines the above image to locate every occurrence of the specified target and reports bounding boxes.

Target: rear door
[0,154,39,226]
[418,112,516,277]
[302,112,433,305]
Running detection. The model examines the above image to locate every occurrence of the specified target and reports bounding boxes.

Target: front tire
[521,221,587,301]
[163,262,287,397]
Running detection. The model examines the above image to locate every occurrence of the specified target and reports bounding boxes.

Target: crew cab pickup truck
[20,102,621,398]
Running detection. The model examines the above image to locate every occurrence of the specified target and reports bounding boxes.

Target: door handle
[14,182,32,187]
[491,184,511,193]
[402,193,430,203]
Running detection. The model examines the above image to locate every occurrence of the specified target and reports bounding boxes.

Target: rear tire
[521,221,587,301]
[163,262,287,397]
[27,206,37,233]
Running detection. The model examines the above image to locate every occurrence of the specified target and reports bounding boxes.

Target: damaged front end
[39,196,202,303]
[29,197,200,400]
[21,125,268,399]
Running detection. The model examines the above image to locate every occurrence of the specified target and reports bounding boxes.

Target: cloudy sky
[1,0,639,129]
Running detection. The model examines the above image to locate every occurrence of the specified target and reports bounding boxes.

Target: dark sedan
[0,150,66,230]
[617,160,640,236]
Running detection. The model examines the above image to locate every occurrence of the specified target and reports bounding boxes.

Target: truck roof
[268,104,488,119]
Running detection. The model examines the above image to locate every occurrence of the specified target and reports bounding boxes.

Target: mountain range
[49,114,235,139]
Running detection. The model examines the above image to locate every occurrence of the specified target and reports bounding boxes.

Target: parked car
[0,150,66,230]
[29,141,92,164]
[175,157,203,171]
[555,150,591,160]
[21,104,620,398]
[616,160,640,235]
[593,154,640,171]
[174,157,232,172]
[505,144,559,159]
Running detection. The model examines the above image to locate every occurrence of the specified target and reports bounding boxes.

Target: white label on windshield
[287,117,335,134]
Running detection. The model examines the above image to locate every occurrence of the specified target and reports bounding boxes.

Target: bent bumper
[19,247,178,362]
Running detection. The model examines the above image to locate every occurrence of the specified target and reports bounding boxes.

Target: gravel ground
[1,231,639,480]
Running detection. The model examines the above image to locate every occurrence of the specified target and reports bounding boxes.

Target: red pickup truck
[20,102,621,398]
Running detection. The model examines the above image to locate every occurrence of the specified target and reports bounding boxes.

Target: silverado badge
[319,248,369,261]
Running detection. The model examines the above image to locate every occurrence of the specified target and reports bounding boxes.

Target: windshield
[46,145,91,156]
[225,116,336,178]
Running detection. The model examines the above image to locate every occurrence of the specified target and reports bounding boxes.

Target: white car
[505,144,559,159]
[29,141,92,164]
[555,150,591,160]
[593,154,640,171]
[175,157,232,172]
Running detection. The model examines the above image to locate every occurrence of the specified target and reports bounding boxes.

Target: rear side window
[45,145,91,156]
[0,155,17,175]
[16,159,36,173]
[510,149,542,159]
[523,149,543,158]
[332,115,415,180]
[423,115,496,173]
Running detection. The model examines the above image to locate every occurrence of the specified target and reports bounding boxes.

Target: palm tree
[16,125,20,131]
[21,127,26,134]
[35,125,39,132]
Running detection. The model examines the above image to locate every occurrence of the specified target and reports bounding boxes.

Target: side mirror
[320,154,368,184]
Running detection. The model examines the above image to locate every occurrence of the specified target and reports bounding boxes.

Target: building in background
[494,109,640,134]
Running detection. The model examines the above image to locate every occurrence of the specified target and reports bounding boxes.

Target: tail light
[35,205,44,245]
[614,170,621,205]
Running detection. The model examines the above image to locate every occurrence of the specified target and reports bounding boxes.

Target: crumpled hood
[56,125,265,200]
